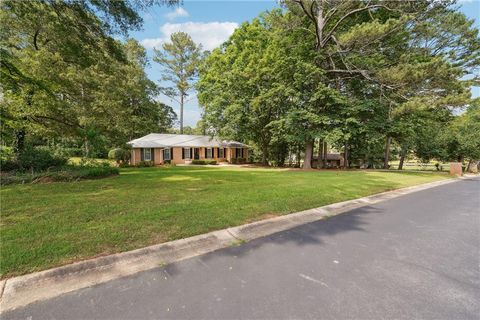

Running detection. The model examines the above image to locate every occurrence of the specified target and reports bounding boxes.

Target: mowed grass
[389,160,451,171]
[0,166,450,278]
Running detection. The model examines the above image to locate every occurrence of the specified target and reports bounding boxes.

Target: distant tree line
[197,0,480,169]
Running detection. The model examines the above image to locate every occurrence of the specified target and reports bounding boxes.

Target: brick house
[128,134,249,165]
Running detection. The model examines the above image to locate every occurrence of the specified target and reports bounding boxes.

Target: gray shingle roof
[128,134,248,148]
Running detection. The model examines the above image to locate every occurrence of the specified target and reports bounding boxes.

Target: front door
[194,148,200,160]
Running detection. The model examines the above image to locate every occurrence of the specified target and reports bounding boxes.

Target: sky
[130,0,480,127]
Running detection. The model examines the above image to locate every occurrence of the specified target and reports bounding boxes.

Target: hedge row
[1,164,119,185]
[191,160,217,165]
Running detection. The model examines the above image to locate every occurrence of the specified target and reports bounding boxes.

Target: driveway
[3,177,479,319]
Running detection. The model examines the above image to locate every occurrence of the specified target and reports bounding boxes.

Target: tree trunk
[84,137,90,158]
[180,93,184,134]
[343,142,349,169]
[398,148,407,170]
[303,140,314,169]
[318,139,324,168]
[323,141,328,168]
[261,143,269,166]
[465,159,472,173]
[296,147,301,167]
[14,129,26,155]
[383,136,391,169]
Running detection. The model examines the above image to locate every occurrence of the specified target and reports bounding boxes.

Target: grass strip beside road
[1,166,450,278]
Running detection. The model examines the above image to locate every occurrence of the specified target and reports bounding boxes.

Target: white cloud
[165,7,189,20]
[140,21,238,51]
[140,38,164,49]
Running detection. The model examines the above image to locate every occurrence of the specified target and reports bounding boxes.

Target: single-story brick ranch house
[128,133,249,165]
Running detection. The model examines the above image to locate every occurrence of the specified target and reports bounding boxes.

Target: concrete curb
[0,177,462,312]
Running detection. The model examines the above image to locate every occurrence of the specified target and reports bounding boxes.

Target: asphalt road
[3,177,479,319]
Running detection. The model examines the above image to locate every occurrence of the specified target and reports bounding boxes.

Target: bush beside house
[108,148,131,165]
[230,158,246,164]
[192,160,217,165]
[1,146,119,185]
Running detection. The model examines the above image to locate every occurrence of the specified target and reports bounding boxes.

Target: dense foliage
[198,1,480,169]
[1,0,177,164]
[108,147,131,165]
[1,0,479,172]
[191,160,217,165]
[1,162,119,185]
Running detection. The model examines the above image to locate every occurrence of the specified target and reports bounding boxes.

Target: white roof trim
[128,134,248,148]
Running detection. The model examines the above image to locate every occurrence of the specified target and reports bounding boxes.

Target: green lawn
[0,167,450,278]
[389,160,451,171]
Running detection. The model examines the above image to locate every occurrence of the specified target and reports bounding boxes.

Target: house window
[144,148,151,161]
[184,148,191,159]
[206,148,212,159]
[163,148,171,160]
[219,148,224,158]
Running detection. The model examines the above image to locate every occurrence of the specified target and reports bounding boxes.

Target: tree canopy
[1,0,177,157]
[153,32,203,134]
[198,1,480,168]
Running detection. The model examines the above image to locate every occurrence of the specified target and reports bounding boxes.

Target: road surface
[3,177,479,319]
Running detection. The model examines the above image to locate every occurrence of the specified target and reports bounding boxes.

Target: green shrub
[137,161,154,167]
[108,148,131,164]
[163,162,176,167]
[1,159,18,172]
[119,162,132,168]
[57,147,82,157]
[18,146,68,171]
[0,146,14,162]
[230,158,246,164]
[192,160,217,165]
[0,163,119,185]
[1,146,18,171]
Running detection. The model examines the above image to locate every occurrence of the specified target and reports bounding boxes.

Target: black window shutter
[162,149,165,160]
[205,148,207,158]
[141,149,144,161]
[224,148,226,158]
[241,148,244,158]
[151,148,155,162]
[182,148,185,159]
[191,148,193,159]
[171,148,174,159]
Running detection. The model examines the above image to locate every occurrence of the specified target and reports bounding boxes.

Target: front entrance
[194,148,200,160]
